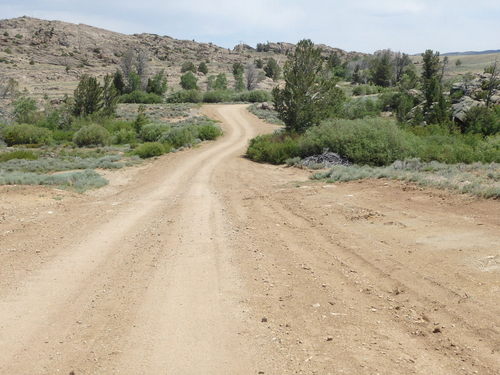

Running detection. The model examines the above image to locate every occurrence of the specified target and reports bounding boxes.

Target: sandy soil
[0,104,498,374]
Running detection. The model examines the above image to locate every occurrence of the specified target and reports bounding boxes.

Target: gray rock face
[452,96,482,122]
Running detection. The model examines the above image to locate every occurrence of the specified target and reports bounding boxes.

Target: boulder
[452,96,482,122]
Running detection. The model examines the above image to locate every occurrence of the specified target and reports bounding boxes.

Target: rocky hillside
[0,16,365,99]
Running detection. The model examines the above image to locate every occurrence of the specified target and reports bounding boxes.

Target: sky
[0,0,499,54]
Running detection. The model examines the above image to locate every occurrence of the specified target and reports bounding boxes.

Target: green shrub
[196,124,223,140]
[167,90,203,103]
[463,105,500,136]
[180,72,198,90]
[342,97,382,119]
[119,90,164,104]
[161,127,197,148]
[73,124,110,147]
[246,133,301,164]
[241,90,272,103]
[13,97,38,124]
[351,84,383,96]
[140,123,170,142]
[112,129,137,144]
[181,61,197,73]
[2,124,52,146]
[133,142,168,158]
[51,130,74,143]
[300,118,416,165]
[203,90,232,103]
[0,150,38,162]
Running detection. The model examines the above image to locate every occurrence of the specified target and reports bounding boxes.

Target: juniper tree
[264,58,281,81]
[272,39,345,133]
[73,75,103,116]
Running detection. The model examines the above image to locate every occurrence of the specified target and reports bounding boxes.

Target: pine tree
[273,39,345,133]
[73,75,103,116]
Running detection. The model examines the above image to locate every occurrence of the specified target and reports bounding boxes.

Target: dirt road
[0,104,499,374]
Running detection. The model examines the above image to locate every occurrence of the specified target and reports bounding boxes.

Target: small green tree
[232,62,244,76]
[180,71,198,90]
[264,58,281,80]
[273,39,345,133]
[146,70,168,95]
[181,61,197,73]
[455,59,462,67]
[232,62,245,91]
[13,97,38,124]
[370,50,394,87]
[73,75,103,116]
[255,58,264,69]
[133,105,148,133]
[352,65,361,84]
[198,62,208,75]
[101,74,119,116]
[113,70,126,95]
[214,73,228,90]
[483,61,499,108]
[421,49,449,123]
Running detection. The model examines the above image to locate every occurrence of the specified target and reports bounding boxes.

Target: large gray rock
[452,96,482,122]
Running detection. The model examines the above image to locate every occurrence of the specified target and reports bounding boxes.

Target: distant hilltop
[442,50,500,56]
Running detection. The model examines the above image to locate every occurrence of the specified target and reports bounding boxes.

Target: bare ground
[0,104,498,374]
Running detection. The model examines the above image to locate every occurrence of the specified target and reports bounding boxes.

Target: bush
[73,124,110,147]
[239,90,272,103]
[140,123,170,142]
[161,127,197,148]
[180,72,198,90]
[196,124,222,140]
[112,129,137,144]
[2,124,52,146]
[351,84,382,96]
[181,61,197,73]
[203,90,232,103]
[299,118,417,165]
[246,133,301,164]
[120,90,164,104]
[342,97,382,119]
[167,90,202,103]
[13,97,38,124]
[246,118,500,166]
[133,142,169,158]
[463,106,500,136]
[0,150,38,162]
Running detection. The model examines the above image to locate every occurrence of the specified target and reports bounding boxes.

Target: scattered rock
[261,317,268,323]
[299,151,350,169]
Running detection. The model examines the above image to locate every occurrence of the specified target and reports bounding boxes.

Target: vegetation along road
[0,104,499,374]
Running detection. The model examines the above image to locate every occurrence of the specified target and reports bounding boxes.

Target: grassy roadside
[313,160,500,199]
[0,106,223,191]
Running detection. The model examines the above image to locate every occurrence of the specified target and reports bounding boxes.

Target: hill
[0,16,364,99]
[443,49,500,56]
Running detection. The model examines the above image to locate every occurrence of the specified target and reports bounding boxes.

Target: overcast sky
[1,0,499,54]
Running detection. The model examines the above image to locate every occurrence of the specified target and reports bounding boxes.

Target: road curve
[0,104,499,375]
[0,104,265,374]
